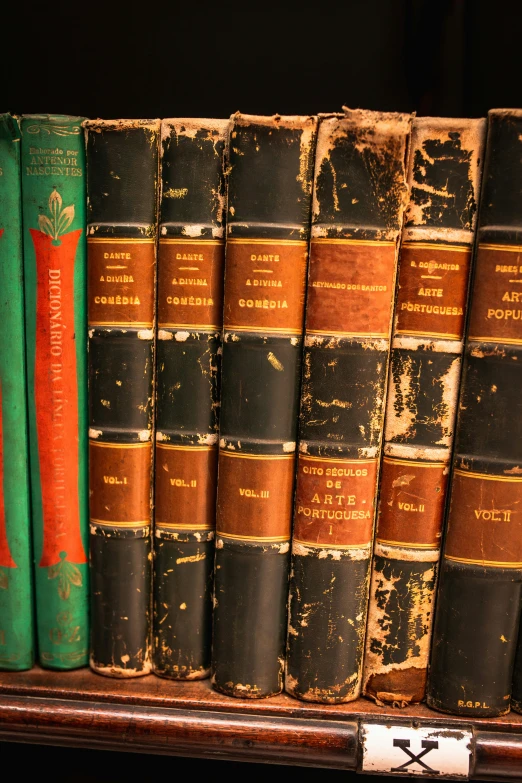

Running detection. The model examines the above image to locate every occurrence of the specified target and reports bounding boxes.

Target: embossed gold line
[158,323,220,330]
[159,238,223,245]
[87,238,155,244]
[383,457,448,468]
[306,329,389,338]
[453,469,522,482]
[156,443,215,452]
[293,538,372,550]
[299,454,377,465]
[156,523,213,530]
[89,442,151,449]
[227,238,307,246]
[479,243,522,253]
[395,329,462,340]
[376,538,440,549]
[402,242,470,252]
[445,554,522,568]
[90,519,150,528]
[216,532,289,542]
[468,335,522,346]
[219,451,293,460]
[89,321,154,328]
[311,238,395,247]
[224,325,302,335]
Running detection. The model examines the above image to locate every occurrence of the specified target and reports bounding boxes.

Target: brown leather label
[157,239,224,329]
[88,238,155,327]
[216,452,295,540]
[445,470,522,567]
[306,239,397,337]
[376,457,450,548]
[155,444,218,530]
[395,243,471,339]
[89,441,152,527]
[223,239,308,334]
[293,455,378,547]
[467,244,522,345]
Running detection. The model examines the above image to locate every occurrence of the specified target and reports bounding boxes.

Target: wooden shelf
[0,668,521,778]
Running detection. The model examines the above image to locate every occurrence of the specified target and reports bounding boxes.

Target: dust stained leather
[212,114,317,699]
[85,119,160,678]
[427,110,522,717]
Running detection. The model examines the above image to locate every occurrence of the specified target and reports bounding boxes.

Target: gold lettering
[93,295,141,305]
[474,508,512,521]
[169,478,197,488]
[400,302,463,316]
[103,252,131,260]
[502,291,522,303]
[311,281,387,292]
[238,488,270,499]
[175,252,204,261]
[398,502,426,512]
[250,254,280,262]
[418,287,443,297]
[495,264,518,273]
[457,699,490,709]
[487,307,522,320]
[238,298,288,309]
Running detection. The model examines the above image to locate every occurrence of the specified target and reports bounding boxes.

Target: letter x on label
[391,738,439,774]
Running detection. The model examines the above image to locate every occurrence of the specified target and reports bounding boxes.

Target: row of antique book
[0,109,521,719]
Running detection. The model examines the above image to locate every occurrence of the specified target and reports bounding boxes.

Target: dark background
[5,0,522,121]
[2,0,518,779]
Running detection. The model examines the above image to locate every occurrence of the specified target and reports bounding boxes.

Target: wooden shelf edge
[0,668,521,778]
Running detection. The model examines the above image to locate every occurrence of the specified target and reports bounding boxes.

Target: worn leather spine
[153,118,228,680]
[0,115,34,670]
[21,115,89,669]
[427,110,522,717]
[84,119,160,678]
[212,113,318,698]
[513,622,522,712]
[362,117,486,707]
[285,109,412,703]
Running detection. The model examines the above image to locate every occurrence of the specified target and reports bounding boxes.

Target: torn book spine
[427,109,522,717]
[285,109,412,703]
[362,116,486,707]
[153,118,229,680]
[212,113,318,698]
[85,119,160,678]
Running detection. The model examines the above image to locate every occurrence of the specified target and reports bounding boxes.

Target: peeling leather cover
[85,119,160,678]
[153,118,228,680]
[427,110,522,717]
[285,109,412,703]
[212,113,317,698]
[363,117,486,707]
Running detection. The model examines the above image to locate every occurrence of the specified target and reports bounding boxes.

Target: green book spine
[0,114,34,670]
[21,115,89,669]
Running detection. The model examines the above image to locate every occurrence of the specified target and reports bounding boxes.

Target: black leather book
[84,119,160,678]
[427,109,522,717]
[212,113,318,698]
[284,109,412,703]
[362,117,486,707]
[153,118,229,679]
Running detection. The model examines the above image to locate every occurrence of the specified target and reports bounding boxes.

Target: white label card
[361,723,472,778]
